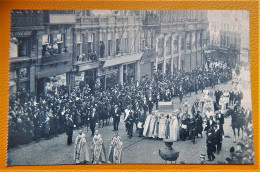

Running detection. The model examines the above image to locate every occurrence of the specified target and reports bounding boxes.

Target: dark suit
[125,114,134,138]
[206,133,216,161]
[216,113,225,135]
[112,107,121,131]
[215,125,223,153]
[204,119,216,136]
[66,118,74,145]
[89,110,98,136]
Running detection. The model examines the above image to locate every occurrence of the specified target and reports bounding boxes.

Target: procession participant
[178,87,184,103]
[89,107,98,136]
[188,114,196,144]
[112,104,121,131]
[42,108,50,140]
[165,114,171,139]
[125,111,134,138]
[133,107,141,133]
[142,113,152,137]
[74,130,90,164]
[108,132,123,164]
[91,130,106,164]
[152,114,160,139]
[204,116,216,137]
[215,120,223,154]
[66,115,75,145]
[147,90,154,114]
[206,131,216,161]
[169,112,179,141]
[124,105,131,131]
[147,112,157,138]
[158,114,167,139]
[137,113,146,137]
[215,111,224,135]
[204,106,215,120]
[182,99,190,114]
[195,111,203,138]
[179,113,190,141]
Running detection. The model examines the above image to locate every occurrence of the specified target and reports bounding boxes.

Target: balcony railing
[41,52,72,64]
[76,16,139,27]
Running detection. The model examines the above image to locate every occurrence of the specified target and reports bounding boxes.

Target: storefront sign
[11,31,32,37]
[140,59,152,65]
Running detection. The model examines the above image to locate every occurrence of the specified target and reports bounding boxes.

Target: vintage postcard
[7,9,254,166]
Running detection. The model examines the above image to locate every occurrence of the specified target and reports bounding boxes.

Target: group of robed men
[74,130,123,164]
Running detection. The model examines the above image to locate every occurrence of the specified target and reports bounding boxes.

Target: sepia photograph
[7,9,254,165]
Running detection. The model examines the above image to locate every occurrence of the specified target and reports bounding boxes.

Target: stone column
[29,65,35,93]
[16,68,21,92]
[178,36,181,70]
[171,35,175,74]
[135,61,140,81]
[66,72,75,95]
[163,36,167,74]
[119,64,123,85]
[154,37,159,71]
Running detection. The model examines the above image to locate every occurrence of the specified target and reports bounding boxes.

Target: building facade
[9,10,76,97]
[208,10,249,64]
[9,10,209,96]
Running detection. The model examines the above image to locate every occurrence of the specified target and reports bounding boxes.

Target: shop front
[123,63,136,83]
[98,66,119,91]
[139,51,156,79]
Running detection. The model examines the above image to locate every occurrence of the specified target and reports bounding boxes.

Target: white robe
[74,133,91,163]
[92,134,106,164]
[148,115,156,137]
[108,136,123,164]
[169,115,179,141]
[158,116,166,139]
[143,114,151,137]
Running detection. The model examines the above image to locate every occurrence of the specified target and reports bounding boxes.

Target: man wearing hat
[125,111,134,138]
[206,130,216,161]
[89,107,98,136]
[66,115,75,145]
[195,110,203,138]
[112,104,121,131]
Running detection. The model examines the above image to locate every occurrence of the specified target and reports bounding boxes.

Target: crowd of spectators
[8,61,232,149]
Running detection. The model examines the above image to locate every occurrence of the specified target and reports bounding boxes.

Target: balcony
[11,10,44,28]
[48,14,76,24]
[143,13,159,26]
[41,52,72,64]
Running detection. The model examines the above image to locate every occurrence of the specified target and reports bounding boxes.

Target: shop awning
[103,53,143,68]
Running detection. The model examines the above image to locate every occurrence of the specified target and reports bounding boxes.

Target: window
[186,35,191,50]
[166,39,171,55]
[108,40,112,56]
[20,68,28,79]
[77,34,83,61]
[181,38,185,50]
[56,34,63,53]
[174,38,178,52]
[141,40,145,51]
[124,38,128,53]
[116,39,120,55]
[158,38,164,56]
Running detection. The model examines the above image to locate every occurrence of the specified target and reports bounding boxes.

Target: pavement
[7,71,252,166]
